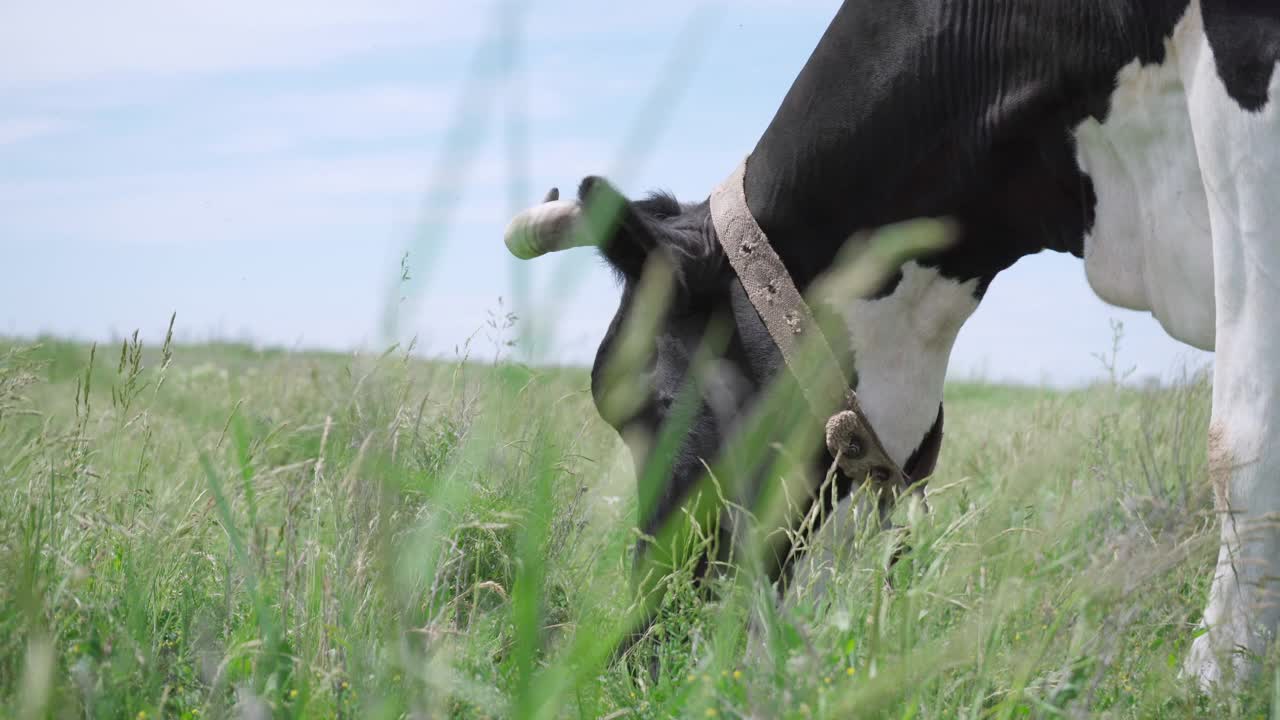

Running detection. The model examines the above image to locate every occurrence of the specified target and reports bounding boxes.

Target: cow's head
[507,178,786,536]
[505,175,962,576]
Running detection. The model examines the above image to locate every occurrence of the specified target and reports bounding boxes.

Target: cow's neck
[729,0,1195,467]
[729,8,983,467]
[739,150,983,469]
[737,0,1192,295]
[737,0,976,294]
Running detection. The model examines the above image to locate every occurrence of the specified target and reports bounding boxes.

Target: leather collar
[709,160,920,500]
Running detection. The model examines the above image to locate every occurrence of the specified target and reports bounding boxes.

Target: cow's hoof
[1182,628,1258,693]
[1182,632,1225,691]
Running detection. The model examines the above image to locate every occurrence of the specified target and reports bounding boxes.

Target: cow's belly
[1073,50,1216,352]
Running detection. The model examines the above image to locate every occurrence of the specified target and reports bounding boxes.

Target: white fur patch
[1073,8,1216,351]
[836,262,980,467]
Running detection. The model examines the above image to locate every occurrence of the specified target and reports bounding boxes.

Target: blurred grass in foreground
[4,334,1276,718]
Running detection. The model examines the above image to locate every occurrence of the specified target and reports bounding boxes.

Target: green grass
[0,335,1272,718]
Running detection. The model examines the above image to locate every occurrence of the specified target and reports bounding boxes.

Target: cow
[503,0,1280,689]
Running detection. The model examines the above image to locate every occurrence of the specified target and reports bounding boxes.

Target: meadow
[0,330,1271,718]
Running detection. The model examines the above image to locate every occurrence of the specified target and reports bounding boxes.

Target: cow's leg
[1181,5,1280,688]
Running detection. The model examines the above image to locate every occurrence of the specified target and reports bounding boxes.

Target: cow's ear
[578,176,659,279]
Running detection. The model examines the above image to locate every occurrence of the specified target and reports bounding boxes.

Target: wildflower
[289,689,298,699]
[687,674,698,683]
[137,713,148,720]
[705,709,718,718]
[846,667,856,677]
[732,670,742,680]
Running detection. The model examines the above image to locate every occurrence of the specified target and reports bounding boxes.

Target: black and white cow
[504,0,1280,687]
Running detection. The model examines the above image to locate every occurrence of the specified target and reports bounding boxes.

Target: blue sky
[1,0,1210,385]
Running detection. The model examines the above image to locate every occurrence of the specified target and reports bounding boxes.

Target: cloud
[0,133,612,248]
[0,153,426,247]
[0,1,487,89]
[0,117,68,146]
[206,79,578,158]
[0,1,727,92]
[207,85,458,156]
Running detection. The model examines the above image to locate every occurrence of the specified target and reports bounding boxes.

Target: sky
[1,0,1211,386]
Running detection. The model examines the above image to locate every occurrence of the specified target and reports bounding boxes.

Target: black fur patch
[742,0,1191,297]
[1203,0,1280,112]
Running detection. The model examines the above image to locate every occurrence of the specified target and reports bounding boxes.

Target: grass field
[1,333,1273,718]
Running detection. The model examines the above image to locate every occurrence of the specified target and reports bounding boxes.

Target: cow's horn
[504,188,588,259]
